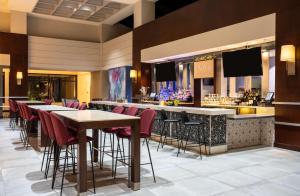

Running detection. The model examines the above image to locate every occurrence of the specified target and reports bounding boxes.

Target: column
[10,10,27,34]
[134,0,155,28]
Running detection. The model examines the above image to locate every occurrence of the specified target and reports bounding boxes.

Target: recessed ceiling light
[81,5,92,12]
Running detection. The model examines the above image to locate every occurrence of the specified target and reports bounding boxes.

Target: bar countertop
[91,101,236,116]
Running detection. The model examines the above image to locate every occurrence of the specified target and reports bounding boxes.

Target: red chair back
[124,107,138,116]
[37,110,49,137]
[50,113,72,146]
[17,103,24,119]
[66,101,74,108]
[79,103,87,110]
[112,106,124,114]
[9,99,18,112]
[23,104,33,121]
[140,109,156,137]
[42,111,56,140]
[44,99,53,105]
[72,102,80,109]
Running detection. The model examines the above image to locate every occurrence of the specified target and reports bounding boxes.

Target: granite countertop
[91,101,236,116]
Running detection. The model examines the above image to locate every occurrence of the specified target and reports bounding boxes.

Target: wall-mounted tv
[222,47,263,77]
[155,62,176,82]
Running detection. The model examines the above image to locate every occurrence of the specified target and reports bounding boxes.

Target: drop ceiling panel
[32,0,129,23]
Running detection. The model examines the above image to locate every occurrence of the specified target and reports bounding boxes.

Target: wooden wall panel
[275,125,300,151]
[0,32,28,96]
[29,36,101,71]
[274,5,300,150]
[275,105,300,124]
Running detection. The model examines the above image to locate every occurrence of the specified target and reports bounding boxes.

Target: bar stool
[98,106,124,175]
[9,99,18,129]
[42,111,57,179]
[50,113,96,196]
[37,110,52,173]
[114,109,157,183]
[16,103,26,144]
[156,109,181,151]
[22,104,39,149]
[177,111,207,159]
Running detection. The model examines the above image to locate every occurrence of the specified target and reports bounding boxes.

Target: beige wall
[0,12,10,32]
[28,36,101,71]
[28,15,101,42]
[102,32,132,70]
[90,71,108,100]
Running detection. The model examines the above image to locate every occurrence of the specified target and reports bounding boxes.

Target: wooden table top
[29,105,78,111]
[53,110,140,123]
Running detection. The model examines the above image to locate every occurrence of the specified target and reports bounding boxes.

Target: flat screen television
[155,62,176,82]
[222,47,263,77]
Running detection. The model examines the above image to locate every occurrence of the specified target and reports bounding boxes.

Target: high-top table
[29,105,78,149]
[53,110,141,194]
[16,100,45,105]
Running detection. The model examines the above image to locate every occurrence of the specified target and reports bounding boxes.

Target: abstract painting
[108,67,126,100]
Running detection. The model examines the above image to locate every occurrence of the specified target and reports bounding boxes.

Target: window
[28,74,77,102]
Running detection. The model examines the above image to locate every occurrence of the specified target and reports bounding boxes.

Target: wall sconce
[280,45,296,75]
[130,69,137,81]
[16,71,23,85]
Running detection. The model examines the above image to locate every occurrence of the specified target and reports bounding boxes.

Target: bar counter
[90,101,275,154]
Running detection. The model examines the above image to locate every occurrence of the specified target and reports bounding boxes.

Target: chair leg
[52,145,60,189]
[146,139,156,183]
[111,133,115,177]
[113,138,120,180]
[177,123,183,157]
[128,139,131,188]
[184,127,191,153]
[197,126,202,160]
[162,122,169,148]
[41,138,49,171]
[157,121,165,151]
[100,132,106,167]
[202,125,208,155]
[88,142,96,194]
[60,146,68,196]
[45,141,54,179]
[70,145,76,174]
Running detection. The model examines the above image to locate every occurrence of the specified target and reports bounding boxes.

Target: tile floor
[1,119,300,196]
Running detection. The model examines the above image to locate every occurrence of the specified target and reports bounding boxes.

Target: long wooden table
[29,105,78,149]
[16,100,45,105]
[53,110,141,195]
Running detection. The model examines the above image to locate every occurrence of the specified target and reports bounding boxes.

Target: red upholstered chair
[72,101,80,109]
[37,110,51,175]
[123,107,139,116]
[44,99,53,105]
[9,99,18,129]
[16,103,27,144]
[65,101,74,108]
[49,113,96,195]
[98,106,125,174]
[114,109,157,182]
[20,103,39,149]
[78,102,87,110]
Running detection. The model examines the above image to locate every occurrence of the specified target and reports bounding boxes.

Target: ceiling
[0,0,139,25]
[32,0,130,23]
